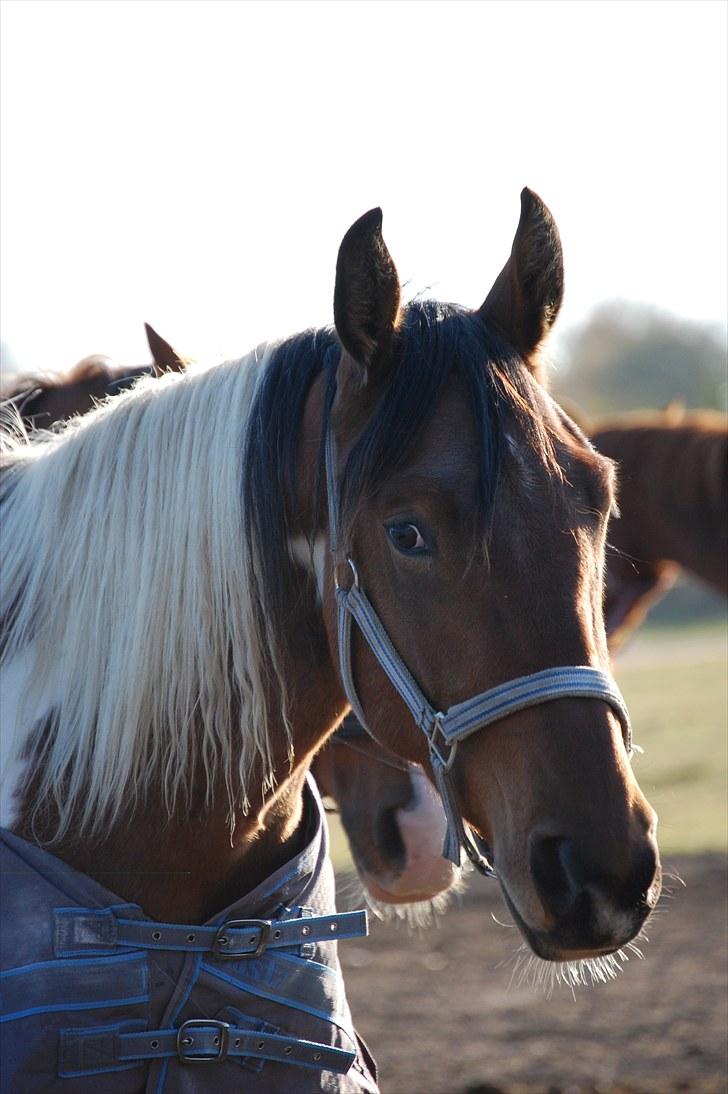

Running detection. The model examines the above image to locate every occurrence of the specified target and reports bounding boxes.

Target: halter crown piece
[325,417,634,878]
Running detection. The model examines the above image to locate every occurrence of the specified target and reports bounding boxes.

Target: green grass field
[614,621,727,854]
[327,621,727,869]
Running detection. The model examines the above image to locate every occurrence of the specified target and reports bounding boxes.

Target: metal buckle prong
[176,1019,230,1064]
[213,918,271,959]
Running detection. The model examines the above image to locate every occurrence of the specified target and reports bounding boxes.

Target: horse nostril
[373,806,406,872]
[530,831,661,928]
[529,834,577,917]
[529,833,615,921]
[627,840,661,913]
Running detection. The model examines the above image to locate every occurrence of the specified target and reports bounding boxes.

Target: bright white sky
[1,0,726,375]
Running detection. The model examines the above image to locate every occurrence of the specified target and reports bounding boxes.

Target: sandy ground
[339,854,727,1094]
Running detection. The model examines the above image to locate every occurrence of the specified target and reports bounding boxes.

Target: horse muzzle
[502,828,662,960]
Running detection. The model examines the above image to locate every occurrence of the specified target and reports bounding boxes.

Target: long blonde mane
[1,346,290,840]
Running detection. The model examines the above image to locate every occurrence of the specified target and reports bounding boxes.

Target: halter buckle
[425,712,457,772]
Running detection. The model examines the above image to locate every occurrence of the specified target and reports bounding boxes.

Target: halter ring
[334,558,359,591]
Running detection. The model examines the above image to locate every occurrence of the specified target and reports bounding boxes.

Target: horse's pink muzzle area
[363,769,457,903]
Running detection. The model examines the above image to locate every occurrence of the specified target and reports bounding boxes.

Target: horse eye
[387,523,426,554]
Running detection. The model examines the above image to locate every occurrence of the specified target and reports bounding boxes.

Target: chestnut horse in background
[592,409,728,647]
[0,323,184,430]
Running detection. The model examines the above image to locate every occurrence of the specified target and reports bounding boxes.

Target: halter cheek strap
[325,424,633,878]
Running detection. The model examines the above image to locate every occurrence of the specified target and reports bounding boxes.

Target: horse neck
[8,353,347,924]
[15,773,300,924]
[597,423,728,592]
[13,563,344,925]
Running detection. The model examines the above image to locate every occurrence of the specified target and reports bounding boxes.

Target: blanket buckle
[213,918,271,959]
[176,1019,230,1064]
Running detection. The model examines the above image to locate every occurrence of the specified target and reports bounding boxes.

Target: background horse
[1,191,661,1087]
[313,714,456,909]
[0,323,185,431]
[592,409,728,647]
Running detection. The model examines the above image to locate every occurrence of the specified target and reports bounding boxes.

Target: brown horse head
[1,356,152,431]
[312,716,457,905]
[313,190,660,960]
[2,193,660,958]
[1,323,189,435]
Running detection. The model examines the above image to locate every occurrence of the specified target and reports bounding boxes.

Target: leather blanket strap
[0,776,379,1093]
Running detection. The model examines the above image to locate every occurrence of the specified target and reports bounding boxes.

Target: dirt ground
[339,854,727,1094]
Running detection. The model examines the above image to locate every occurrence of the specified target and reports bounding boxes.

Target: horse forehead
[392,383,481,477]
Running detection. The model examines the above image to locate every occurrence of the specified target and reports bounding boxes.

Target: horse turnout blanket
[0,777,378,1092]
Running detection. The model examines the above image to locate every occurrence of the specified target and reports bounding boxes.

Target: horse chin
[358,866,457,906]
[348,867,467,929]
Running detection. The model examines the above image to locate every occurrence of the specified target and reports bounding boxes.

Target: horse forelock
[0,347,290,842]
[335,300,559,548]
[243,303,561,675]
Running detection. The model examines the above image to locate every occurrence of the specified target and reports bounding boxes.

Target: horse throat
[13,757,317,923]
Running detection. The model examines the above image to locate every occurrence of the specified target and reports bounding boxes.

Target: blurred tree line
[552,302,727,628]
[552,302,727,417]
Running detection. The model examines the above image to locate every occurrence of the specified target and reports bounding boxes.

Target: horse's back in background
[592,409,727,644]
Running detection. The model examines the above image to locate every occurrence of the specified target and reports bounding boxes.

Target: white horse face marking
[288,534,327,603]
[394,769,458,893]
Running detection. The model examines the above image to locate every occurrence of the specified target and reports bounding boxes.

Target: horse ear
[334,208,400,378]
[478,188,564,366]
[144,323,186,377]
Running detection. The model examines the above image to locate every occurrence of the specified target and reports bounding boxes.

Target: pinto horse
[1,191,661,1091]
[593,409,728,646]
[1,333,458,911]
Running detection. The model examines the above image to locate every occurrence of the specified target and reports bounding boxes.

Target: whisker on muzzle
[490,911,517,929]
[336,865,468,929]
[503,929,651,999]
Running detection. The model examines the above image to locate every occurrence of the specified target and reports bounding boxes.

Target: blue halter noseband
[325,422,633,879]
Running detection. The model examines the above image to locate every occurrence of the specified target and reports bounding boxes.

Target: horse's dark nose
[529,833,659,946]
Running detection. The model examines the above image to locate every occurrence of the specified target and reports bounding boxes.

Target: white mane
[0,345,291,839]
